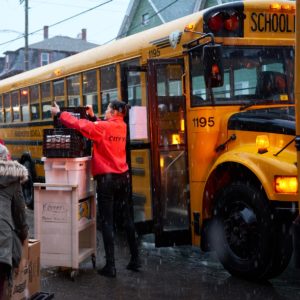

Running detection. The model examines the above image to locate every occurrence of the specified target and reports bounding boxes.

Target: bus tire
[263,219,293,279]
[22,160,34,209]
[212,182,273,281]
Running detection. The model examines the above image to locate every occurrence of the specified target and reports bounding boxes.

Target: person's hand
[85,105,95,118]
[51,101,60,117]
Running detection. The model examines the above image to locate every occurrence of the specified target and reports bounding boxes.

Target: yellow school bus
[0,0,298,280]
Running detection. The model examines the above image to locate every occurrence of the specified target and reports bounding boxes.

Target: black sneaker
[126,257,141,272]
[98,264,116,278]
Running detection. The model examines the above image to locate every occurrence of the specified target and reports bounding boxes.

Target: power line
[0,0,113,48]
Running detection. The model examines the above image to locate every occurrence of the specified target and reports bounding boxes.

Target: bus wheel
[212,182,273,281]
[263,219,293,279]
[22,160,34,209]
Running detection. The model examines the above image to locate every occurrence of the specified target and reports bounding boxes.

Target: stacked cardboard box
[28,240,40,297]
[3,239,40,300]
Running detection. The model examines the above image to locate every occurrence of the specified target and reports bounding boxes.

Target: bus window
[100,64,117,113]
[4,93,11,123]
[190,47,294,106]
[67,75,80,107]
[20,88,30,122]
[157,64,185,146]
[121,59,142,107]
[83,70,98,115]
[0,95,3,123]
[11,91,20,122]
[30,85,40,120]
[41,82,52,119]
[53,79,65,108]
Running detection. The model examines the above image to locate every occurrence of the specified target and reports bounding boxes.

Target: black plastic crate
[54,107,88,128]
[43,128,91,158]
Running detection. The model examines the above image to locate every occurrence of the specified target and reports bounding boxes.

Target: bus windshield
[190,46,294,107]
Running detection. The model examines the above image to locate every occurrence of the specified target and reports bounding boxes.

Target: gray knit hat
[0,144,9,160]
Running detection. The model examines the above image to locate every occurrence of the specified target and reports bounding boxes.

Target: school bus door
[147,59,191,246]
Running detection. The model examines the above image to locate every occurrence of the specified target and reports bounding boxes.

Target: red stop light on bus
[202,44,224,88]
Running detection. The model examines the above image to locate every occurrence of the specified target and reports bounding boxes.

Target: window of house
[67,75,80,107]
[5,55,9,70]
[30,85,40,120]
[83,70,98,115]
[142,13,150,25]
[100,64,117,113]
[20,88,30,122]
[41,52,50,66]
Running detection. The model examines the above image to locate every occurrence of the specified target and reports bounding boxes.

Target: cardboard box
[28,239,41,297]
[4,239,29,300]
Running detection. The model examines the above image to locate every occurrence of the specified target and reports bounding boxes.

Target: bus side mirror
[203,44,224,88]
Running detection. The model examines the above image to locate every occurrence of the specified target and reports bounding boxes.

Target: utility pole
[24,0,29,71]
[20,0,29,71]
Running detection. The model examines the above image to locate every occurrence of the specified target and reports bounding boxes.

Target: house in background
[118,0,236,38]
[0,26,98,79]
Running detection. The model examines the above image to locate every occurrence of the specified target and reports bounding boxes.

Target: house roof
[118,0,202,38]
[28,35,98,52]
[152,0,200,23]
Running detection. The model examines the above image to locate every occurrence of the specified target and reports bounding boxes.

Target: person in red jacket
[51,100,140,278]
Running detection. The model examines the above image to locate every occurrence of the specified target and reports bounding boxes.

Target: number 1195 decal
[192,116,215,128]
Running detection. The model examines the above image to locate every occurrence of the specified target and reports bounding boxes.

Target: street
[26,209,300,300]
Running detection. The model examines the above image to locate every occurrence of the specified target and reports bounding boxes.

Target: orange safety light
[184,23,195,31]
[21,89,28,96]
[275,176,298,193]
[281,4,290,11]
[256,135,269,154]
[54,69,62,76]
[270,3,281,11]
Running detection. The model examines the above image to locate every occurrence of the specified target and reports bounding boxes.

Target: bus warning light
[54,69,62,76]
[207,13,223,32]
[256,135,269,154]
[184,23,195,31]
[270,3,281,11]
[224,13,239,31]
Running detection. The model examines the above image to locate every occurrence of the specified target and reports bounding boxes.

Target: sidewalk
[25,208,226,300]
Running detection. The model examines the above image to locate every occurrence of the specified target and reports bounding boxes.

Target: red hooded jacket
[59,112,128,176]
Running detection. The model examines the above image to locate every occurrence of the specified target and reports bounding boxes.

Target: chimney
[44,26,49,39]
[81,28,87,41]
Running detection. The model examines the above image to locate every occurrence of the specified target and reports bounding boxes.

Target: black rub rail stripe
[0,120,53,128]
[5,140,43,146]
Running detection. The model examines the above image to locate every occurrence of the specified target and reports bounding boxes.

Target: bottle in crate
[43,128,91,158]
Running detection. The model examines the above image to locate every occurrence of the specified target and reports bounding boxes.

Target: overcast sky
[0,0,130,56]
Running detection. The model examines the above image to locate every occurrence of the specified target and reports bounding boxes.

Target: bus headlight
[274,176,298,193]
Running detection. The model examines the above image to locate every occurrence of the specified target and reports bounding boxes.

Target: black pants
[96,171,138,266]
[0,263,10,299]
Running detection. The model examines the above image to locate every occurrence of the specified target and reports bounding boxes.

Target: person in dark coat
[0,144,29,299]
